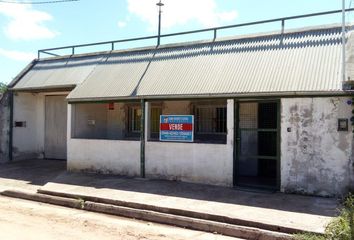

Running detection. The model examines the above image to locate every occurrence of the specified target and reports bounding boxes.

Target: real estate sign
[159,115,194,142]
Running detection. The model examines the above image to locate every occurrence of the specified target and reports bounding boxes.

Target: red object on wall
[108,102,114,110]
[160,123,193,131]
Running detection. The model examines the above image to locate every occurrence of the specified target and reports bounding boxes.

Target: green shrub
[0,82,7,94]
[295,193,354,240]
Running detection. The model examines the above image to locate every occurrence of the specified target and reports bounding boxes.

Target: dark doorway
[235,101,279,190]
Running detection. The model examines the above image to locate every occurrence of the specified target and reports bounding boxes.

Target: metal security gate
[45,95,67,160]
[235,101,280,190]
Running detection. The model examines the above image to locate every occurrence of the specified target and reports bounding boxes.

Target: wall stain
[282,98,352,196]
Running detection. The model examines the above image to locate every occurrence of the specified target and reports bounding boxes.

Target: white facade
[12,94,354,196]
[67,138,141,176]
[67,103,141,176]
[145,99,234,186]
[12,92,69,160]
[13,92,44,160]
[281,97,353,196]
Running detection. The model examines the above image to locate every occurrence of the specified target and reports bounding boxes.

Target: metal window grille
[194,104,227,143]
[195,106,227,134]
[129,106,141,133]
[150,107,162,140]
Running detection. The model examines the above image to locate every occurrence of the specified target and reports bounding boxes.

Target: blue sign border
[159,115,194,142]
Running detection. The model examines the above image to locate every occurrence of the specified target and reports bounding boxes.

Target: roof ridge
[37,23,350,62]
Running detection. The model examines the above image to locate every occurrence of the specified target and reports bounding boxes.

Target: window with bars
[126,105,141,139]
[194,104,227,143]
[150,106,162,140]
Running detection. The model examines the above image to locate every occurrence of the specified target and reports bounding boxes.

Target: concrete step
[1,189,293,240]
[38,189,302,235]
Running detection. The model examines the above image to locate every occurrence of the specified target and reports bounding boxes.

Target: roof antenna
[156,0,164,46]
[342,0,346,82]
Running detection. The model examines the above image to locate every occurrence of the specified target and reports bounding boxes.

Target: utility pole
[156,0,164,46]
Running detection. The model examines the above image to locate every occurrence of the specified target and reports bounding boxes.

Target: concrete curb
[2,190,293,240]
[2,190,84,209]
[38,189,303,234]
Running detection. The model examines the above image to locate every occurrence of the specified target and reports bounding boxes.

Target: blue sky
[0,0,351,84]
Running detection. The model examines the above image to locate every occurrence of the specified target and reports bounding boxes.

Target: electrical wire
[0,0,79,4]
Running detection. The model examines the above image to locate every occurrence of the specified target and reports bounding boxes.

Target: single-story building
[6,22,354,196]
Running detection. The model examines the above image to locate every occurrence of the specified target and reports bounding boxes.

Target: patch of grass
[295,193,354,240]
[294,233,325,240]
[76,197,85,209]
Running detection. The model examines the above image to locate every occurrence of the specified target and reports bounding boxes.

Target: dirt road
[0,196,240,240]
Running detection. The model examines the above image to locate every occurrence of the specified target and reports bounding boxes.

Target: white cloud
[0,2,59,40]
[126,0,238,31]
[117,21,127,28]
[0,48,36,61]
[218,11,238,22]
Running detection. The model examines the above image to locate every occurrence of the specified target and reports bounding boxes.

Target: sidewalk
[0,159,66,192]
[39,171,338,234]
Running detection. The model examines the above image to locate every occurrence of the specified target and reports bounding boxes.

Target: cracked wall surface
[0,93,10,163]
[281,97,353,196]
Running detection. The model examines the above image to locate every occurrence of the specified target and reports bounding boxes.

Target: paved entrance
[0,159,339,234]
[0,159,66,192]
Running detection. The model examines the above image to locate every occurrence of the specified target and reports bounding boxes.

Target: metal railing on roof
[38,8,354,59]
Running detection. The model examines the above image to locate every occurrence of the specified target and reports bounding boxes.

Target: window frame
[125,103,142,139]
[149,105,162,140]
[193,101,227,144]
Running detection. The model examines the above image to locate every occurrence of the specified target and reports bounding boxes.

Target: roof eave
[66,90,350,103]
[10,85,76,93]
[8,60,37,88]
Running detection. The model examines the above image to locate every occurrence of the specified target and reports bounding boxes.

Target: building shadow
[0,159,338,218]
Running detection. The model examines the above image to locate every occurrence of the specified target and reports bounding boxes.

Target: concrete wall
[72,103,129,140]
[107,103,125,139]
[13,92,45,160]
[67,104,140,176]
[281,97,353,196]
[67,138,140,176]
[12,92,68,160]
[68,99,233,186]
[72,103,108,139]
[163,100,190,114]
[145,99,234,186]
[0,92,10,163]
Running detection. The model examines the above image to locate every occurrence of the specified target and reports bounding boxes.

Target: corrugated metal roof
[13,55,105,90]
[68,51,155,99]
[135,27,342,97]
[13,25,346,99]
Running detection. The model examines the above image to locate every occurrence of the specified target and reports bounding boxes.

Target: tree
[0,82,7,94]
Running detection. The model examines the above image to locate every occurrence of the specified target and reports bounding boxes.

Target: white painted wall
[67,103,140,176]
[163,100,190,114]
[72,103,126,140]
[281,97,353,196]
[67,138,140,176]
[145,99,234,186]
[13,92,69,160]
[107,103,125,139]
[13,92,44,160]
